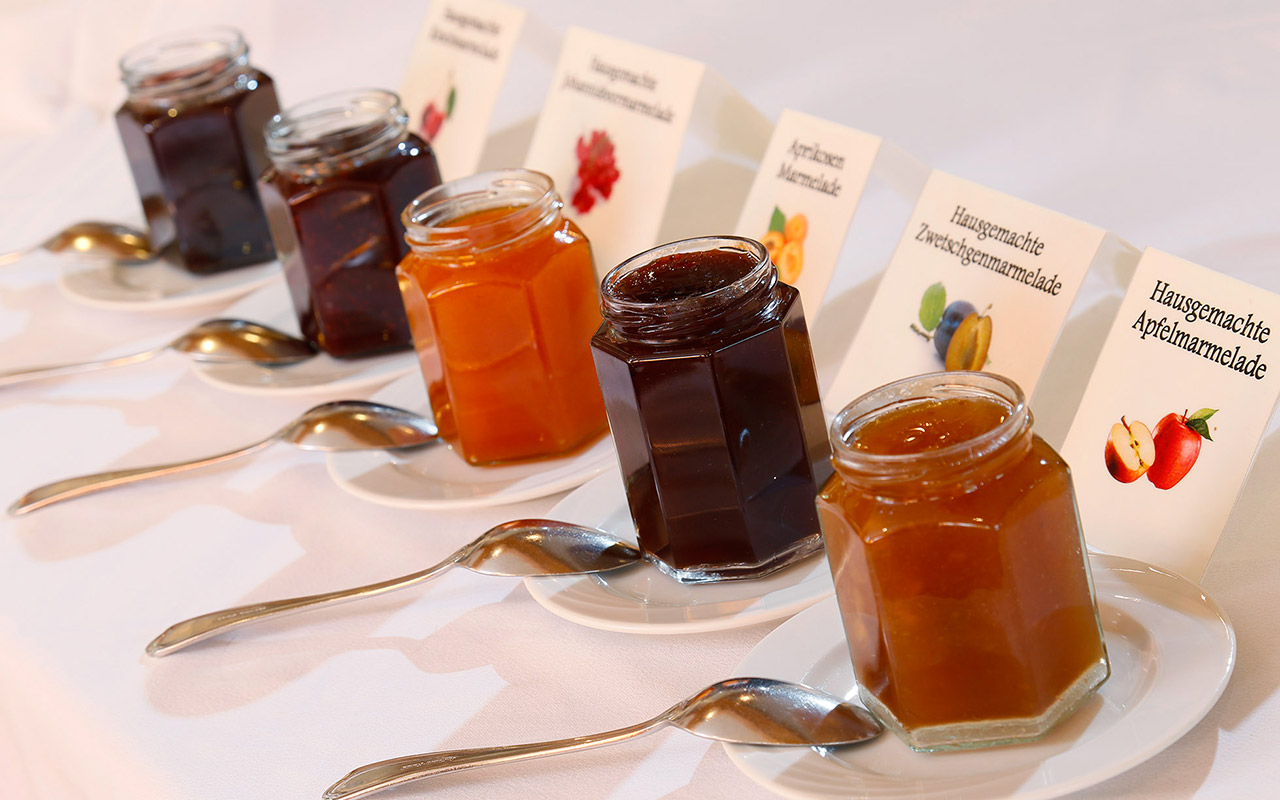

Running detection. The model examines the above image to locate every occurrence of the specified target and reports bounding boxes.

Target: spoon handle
[324,716,669,800]
[0,245,36,266]
[7,435,276,515]
[0,345,167,387]
[146,553,464,657]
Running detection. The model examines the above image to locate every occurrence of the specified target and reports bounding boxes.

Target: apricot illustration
[944,312,992,371]
[784,213,808,243]
[761,230,786,263]
[777,241,804,284]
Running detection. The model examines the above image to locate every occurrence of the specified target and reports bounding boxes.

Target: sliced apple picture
[1104,416,1156,483]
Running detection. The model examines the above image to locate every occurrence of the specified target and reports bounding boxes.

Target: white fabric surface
[2,1,1279,798]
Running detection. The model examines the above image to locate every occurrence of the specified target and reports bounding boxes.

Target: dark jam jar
[115,27,279,273]
[590,236,831,583]
[818,372,1109,751]
[260,90,442,358]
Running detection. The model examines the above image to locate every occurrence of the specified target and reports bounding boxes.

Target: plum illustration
[934,300,976,358]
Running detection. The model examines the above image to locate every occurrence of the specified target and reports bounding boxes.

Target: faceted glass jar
[115,27,279,273]
[260,89,442,358]
[396,169,607,465]
[818,372,1110,751]
[590,236,831,583]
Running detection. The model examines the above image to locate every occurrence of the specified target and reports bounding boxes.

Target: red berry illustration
[421,103,445,141]
[570,130,620,215]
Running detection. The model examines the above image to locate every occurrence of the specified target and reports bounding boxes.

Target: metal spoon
[0,221,156,266]
[146,519,643,657]
[8,400,437,515]
[324,677,884,800]
[0,318,316,387]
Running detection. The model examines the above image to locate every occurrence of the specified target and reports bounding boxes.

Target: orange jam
[818,373,1108,751]
[396,171,607,465]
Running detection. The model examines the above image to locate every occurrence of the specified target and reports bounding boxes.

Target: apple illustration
[1104,416,1156,483]
[1146,408,1217,489]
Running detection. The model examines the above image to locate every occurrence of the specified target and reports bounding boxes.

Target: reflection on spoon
[0,221,156,266]
[7,400,438,515]
[145,519,643,656]
[323,677,884,800]
[0,318,316,387]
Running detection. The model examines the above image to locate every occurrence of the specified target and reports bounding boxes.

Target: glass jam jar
[260,89,442,358]
[116,27,279,273]
[590,236,831,583]
[396,169,607,465]
[818,372,1110,751]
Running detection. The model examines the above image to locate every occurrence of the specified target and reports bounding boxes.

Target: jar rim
[265,88,408,167]
[119,26,247,96]
[600,236,771,311]
[401,169,559,248]
[829,371,1030,484]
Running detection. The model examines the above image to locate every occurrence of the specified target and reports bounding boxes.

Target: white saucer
[190,277,417,396]
[725,554,1236,800]
[57,255,279,311]
[326,373,617,509]
[524,469,835,634]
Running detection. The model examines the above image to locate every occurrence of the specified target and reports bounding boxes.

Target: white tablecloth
[3,1,1278,798]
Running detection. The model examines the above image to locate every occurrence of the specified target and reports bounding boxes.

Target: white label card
[523,27,705,274]
[733,109,881,326]
[826,170,1105,409]
[1060,248,1280,580]
[401,0,527,181]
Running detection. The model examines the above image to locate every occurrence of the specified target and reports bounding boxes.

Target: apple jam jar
[818,372,1109,751]
[591,236,831,583]
[260,90,442,358]
[116,27,279,272]
[396,170,607,465]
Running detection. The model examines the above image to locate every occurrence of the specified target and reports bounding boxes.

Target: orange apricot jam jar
[395,170,607,465]
[817,372,1109,751]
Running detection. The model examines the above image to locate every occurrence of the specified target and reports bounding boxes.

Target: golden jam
[818,374,1109,750]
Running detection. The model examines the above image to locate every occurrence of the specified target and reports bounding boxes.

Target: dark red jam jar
[115,27,279,273]
[260,90,442,358]
[590,236,832,583]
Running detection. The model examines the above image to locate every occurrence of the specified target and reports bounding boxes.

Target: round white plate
[190,277,417,396]
[725,554,1236,800]
[326,372,617,509]
[524,469,835,634]
[57,254,279,311]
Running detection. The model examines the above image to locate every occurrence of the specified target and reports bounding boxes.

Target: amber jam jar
[116,27,279,273]
[818,372,1109,751]
[591,236,831,584]
[261,90,442,358]
[397,170,607,465]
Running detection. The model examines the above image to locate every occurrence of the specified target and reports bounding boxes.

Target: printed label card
[401,0,529,180]
[825,170,1120,409]
[732,110,882,327]
[524,27,768,275]
[1060,248,1280,580]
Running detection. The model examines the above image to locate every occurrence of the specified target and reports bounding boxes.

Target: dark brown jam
[590,237,831,583]
[116,36,279,274]
[260,91,442,358]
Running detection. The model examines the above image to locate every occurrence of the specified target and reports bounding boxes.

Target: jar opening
[402,169,560,254]
[265,89,409,176]
[599,236,777,343]
[830,372,1032,492]
[120,27,248,100]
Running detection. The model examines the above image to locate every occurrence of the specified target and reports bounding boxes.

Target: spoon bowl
[0,318,315,387]
[8,400,439,515]
[0,221,156,266]
[323,677,883,800]
[145,519,641,656]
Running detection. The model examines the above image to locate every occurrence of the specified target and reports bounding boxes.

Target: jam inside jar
[590,236,831,583]
[396,169,607,465]
[818,372,1109,751]
[260,89,442,358]
[115,27,279,273]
